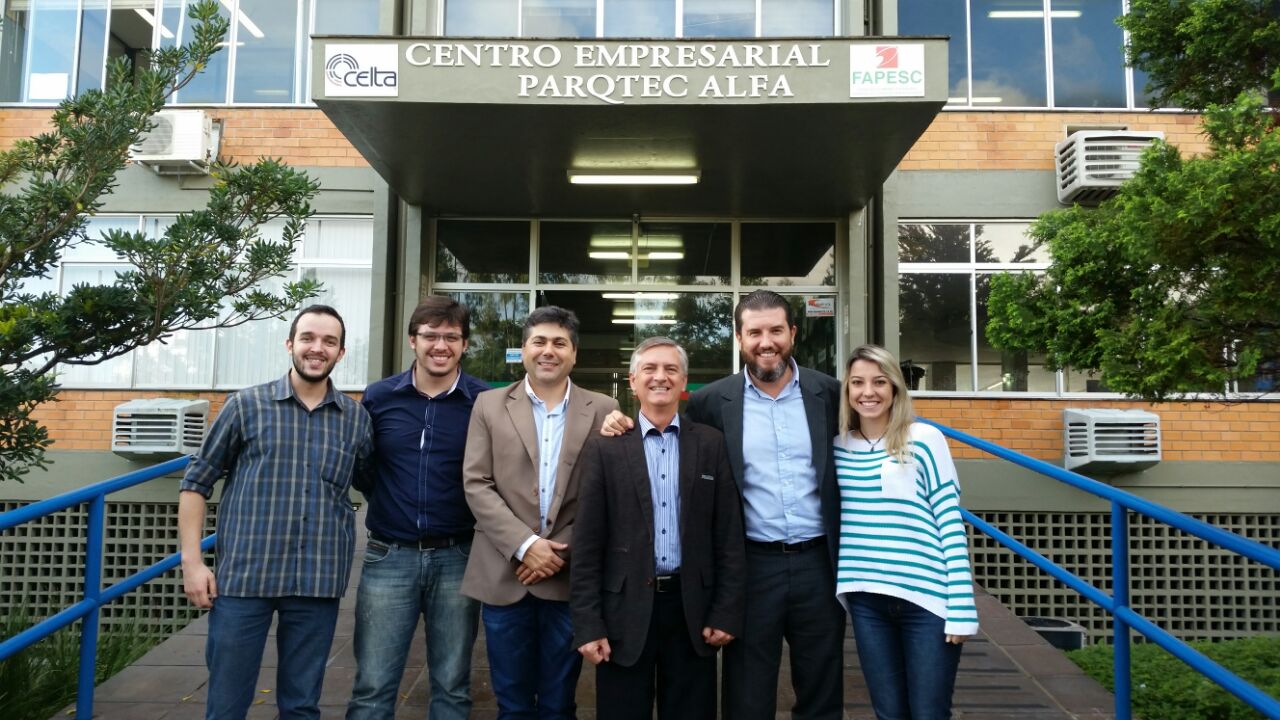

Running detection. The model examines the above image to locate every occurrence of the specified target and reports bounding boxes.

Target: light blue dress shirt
[740,359,824,543]
[639,412,681,574]
[526,377,571,533]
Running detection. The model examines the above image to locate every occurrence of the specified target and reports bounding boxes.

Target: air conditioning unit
[111,399,210,461]
[1063,408,1161,475]
[1054,130,1163,205]
[130,109,217,175]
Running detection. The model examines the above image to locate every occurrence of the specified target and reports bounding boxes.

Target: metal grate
[0,500,217,637]
[969,511,1280,642]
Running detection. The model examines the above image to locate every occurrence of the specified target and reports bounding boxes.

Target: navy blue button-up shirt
[358,365,491,542]
[181,374,373,598]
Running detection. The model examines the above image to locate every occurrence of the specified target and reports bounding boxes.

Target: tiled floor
[72,523,1115,719]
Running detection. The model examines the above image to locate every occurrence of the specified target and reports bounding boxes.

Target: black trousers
[722,543,847,720]
[594,589,717,720]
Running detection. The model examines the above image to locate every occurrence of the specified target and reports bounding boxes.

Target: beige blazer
[461,380,619,606]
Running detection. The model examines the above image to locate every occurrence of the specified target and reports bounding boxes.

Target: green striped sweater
[833,422,979,636]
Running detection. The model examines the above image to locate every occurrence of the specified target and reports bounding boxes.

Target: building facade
[2,0,1276,641]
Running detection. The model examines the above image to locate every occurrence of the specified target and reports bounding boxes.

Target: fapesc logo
[324,44,399,96]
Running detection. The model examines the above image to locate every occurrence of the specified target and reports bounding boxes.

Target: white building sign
[324,44,399,97]
[848,44,925,98]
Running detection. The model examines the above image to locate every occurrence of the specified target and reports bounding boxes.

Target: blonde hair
[839,344,915,464]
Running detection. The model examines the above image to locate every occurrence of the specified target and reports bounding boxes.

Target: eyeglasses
[416,332,464,344]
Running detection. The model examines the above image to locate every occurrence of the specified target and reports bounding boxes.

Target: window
[52,215,374,390]
[899,0,1150,109]
[898,221,1069,394]
[1,0,379,105]
[443,0,834,38]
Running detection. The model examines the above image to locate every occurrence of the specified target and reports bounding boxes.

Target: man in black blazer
[603,290,846,720]
[572,336,746,720]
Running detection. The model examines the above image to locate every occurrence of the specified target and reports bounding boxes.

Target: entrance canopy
[313,37,948,217]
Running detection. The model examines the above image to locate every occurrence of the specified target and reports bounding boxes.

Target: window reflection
[1051,0,1125,107]
[444,291,529,386]
[446,0,518,36]
[977,223,1045,263]
[604,0,675,37]
[782,295,837,378]
[24,0,78,101]
[899,273,972,391]
[761,0,832,36]
[976,275,1054,391]
[638,222,730,286]
[899,223,971,264]
[233,0,300,103]
[436,220,530,284]
[971,0,1047,106]
[741,223,836,286]
[683,0,754,38]
[175,0,231,103]
[539,221,632,284]
[524,0,596,37]
[75,1,109,96]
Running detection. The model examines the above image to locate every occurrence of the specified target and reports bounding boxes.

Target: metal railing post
[1111,502,1131,720]
[77,495,106,720]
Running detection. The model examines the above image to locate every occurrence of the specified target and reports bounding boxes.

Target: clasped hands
[515,537,567,585]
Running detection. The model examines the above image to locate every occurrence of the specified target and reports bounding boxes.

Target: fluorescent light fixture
[971,96,1005,104]
[588,236,633,248]
[613,308,676,318]
[612,318,678,325]
[568,171,700,185]
[988,10,1082,18]
[587,251,630,260]
[602,292,680,300]
[647,252,685,260]
[219,0,265,39]
[135,9,175,39]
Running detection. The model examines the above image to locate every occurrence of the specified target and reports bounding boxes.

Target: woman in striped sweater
[834,344,979,720]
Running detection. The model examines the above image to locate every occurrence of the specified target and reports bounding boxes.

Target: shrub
[1068,636,1280,720]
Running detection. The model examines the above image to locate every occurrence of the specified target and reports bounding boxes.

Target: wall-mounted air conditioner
[130,109,217,175]
[111,399,210,461]
[1055,130,1163,205]
[1063,408,1161,475]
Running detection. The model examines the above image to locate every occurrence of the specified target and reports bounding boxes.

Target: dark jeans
[482,595,581,720]
[205,595,340,720]
[847,592,963,720]
[594,588,717,720]
[722,542,846,720]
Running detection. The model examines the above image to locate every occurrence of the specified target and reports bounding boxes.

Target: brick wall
[898,111,1209,170]
[916,398,1280,462]
[32,390,1280,464]
[0,108,367,167]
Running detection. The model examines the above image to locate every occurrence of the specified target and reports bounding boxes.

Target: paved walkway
[75,527,1115,719]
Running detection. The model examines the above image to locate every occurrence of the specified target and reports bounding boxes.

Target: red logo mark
[876,46,898,68]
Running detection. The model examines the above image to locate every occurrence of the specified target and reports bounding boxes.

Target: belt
[369,531,472,551]
[746,536,825,554]
[652,574,681,593]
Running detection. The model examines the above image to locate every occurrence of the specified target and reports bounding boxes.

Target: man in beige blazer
[462,305,619,720]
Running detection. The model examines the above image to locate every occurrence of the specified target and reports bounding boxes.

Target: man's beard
[292,355,336,383]
[747,351,791,383]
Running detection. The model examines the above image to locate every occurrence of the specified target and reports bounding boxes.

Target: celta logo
[876,46,898,69]
[324,44,398,97]
[327,53,396,89]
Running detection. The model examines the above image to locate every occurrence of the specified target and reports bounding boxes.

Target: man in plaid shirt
[179,304,373,720]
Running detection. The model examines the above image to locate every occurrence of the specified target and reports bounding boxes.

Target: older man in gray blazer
[462,305,619,720]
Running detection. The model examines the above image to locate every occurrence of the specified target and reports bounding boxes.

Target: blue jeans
[847,592,963,720]
[346,538,479,720]
[482,595,581,720]
[205,595,340,720]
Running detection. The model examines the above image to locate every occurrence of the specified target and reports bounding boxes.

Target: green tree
[0,1,320,483]
[986,0,1280,400]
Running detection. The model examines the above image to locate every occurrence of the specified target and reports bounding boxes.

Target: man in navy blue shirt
[346,296,491,720]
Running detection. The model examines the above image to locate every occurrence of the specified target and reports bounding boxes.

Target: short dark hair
[408,295,471,338]
[734,289,794,333]
[290,304,346,349]
[523,305,580,348]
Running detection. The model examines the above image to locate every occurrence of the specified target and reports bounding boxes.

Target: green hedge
[1068,636,1280,720]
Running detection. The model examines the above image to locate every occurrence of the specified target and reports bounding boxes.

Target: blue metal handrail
[919,418,1280,720]
[0,455,215,720]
